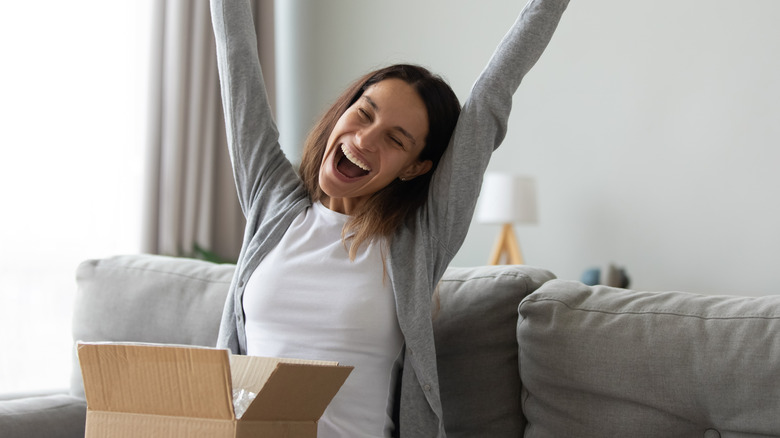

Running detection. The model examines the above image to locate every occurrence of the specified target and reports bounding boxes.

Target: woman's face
[319,78,432,214]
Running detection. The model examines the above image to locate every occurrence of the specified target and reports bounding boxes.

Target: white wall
[276,0,780,295]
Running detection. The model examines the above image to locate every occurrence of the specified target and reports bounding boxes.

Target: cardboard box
[77,342,353,438]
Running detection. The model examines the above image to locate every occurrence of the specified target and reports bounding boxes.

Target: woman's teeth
[341,145,371,172]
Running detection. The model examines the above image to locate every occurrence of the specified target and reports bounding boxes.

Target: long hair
[299,64,461,259]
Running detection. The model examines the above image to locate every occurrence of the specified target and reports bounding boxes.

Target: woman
[210,0,569,436]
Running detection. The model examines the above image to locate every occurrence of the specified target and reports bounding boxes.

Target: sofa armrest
[518,280,780,437]
[0,394,86,438]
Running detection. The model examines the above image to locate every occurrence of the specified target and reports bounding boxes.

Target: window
[0,1,150,393]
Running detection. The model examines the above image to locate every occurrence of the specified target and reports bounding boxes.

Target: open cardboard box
[77,342,353,438]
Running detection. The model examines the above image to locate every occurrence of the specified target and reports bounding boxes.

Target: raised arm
[427,0,570,270]
[210,0,302,217]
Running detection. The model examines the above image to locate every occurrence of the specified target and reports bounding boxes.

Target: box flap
[240,363,353,422]
[229,355,339,394]
[78,342,235,420]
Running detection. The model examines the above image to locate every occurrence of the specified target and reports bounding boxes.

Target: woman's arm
[427,0,570,271]
[210,0,301,218]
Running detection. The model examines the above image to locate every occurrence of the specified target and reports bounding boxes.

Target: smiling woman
[210,0,569,436]
[0,1,149,393]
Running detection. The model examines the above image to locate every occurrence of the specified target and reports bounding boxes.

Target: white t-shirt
[243,201,404,437]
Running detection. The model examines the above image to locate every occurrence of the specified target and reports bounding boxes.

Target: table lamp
[476,172,538,265]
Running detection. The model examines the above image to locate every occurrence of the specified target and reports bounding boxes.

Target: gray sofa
[2,254,780,437]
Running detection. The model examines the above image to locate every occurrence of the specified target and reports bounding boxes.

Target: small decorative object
[477,172,538,265]
[581,264,631,288]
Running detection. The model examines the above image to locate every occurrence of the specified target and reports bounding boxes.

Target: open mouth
[337,144,371,178]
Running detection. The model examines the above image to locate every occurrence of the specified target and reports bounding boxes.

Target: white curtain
[142,0,275,263]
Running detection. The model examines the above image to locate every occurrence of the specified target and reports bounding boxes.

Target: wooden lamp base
[488,223,524,265]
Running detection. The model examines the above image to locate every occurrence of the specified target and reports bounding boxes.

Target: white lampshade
[476,173,538,224]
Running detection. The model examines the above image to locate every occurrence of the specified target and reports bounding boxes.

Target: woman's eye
[358,108,370,120]
[389,136,404,148]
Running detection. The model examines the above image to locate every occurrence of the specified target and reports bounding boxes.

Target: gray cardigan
[209,0,569,435]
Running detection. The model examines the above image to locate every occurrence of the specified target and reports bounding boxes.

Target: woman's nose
[355,126,379,151]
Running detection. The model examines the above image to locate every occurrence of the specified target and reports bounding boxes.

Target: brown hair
[299,64,461,259]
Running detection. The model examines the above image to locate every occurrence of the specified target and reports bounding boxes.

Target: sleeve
[210,0,302,219]
[426,0,570,270]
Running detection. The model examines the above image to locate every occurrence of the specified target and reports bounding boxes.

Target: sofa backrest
[69,254,557,437]
[435,265,555,437]
[70,255,234,398]
[518,279,780,437]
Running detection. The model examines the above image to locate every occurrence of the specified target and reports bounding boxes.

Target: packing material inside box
[77,342,353,438]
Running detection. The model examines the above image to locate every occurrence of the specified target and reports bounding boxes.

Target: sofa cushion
[435,265,556,437]
[0,394,86,438]
[518,280,780,437]
[70,255,235,398]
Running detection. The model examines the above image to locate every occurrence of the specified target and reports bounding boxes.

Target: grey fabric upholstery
[70,255,235,398]
[518,279,780,437]
[0,394,86,438]
[5,254,779,437]
[435,265,555,437]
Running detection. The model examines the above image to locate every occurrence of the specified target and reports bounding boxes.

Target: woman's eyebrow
[362,95,418,146]
[362,95,379,111]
